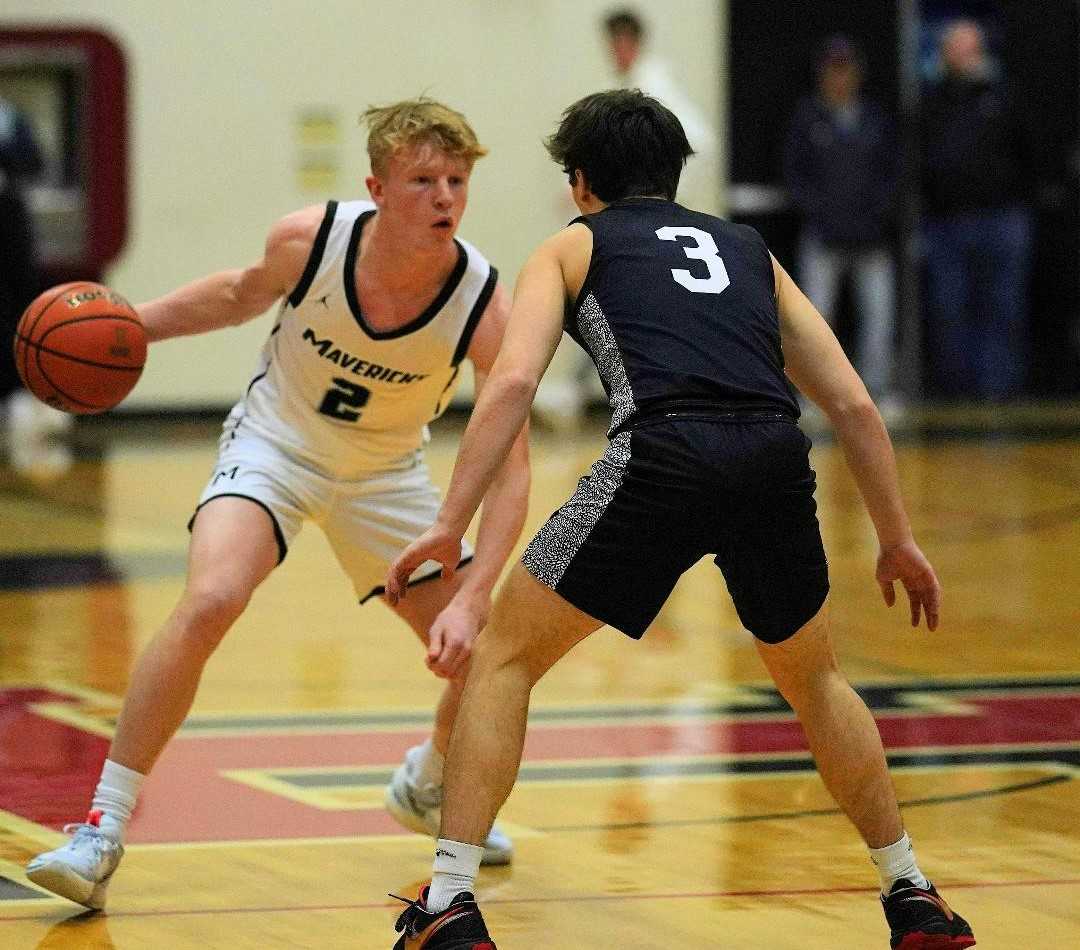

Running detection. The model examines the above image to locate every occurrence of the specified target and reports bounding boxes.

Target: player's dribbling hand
[876,538,941,631]
[385,523,463,605]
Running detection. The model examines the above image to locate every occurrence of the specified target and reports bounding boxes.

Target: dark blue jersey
[567,197,799,434]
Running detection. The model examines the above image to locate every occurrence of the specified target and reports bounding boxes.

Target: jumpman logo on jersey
[315,293,332,309]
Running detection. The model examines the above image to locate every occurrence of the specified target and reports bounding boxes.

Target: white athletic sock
[409,739,445,790]
[426,839,483,913]
[90,759,145,843]
[869,831,930,895]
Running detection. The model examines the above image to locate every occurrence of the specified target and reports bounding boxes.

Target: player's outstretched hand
[876,539,941,631]
[385,523,463,606]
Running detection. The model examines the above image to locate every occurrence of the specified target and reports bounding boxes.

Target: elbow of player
[140,315,168,344]
[226,306,253,328]
[494,371,540,405]
[828,394,880,429]
[222,295,265,329]
[223,274,268,327]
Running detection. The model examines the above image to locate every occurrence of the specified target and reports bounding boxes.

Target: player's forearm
[456,449,530,602]
[438,374,535,537]
[831,401,913,549]
[138,271,268,342]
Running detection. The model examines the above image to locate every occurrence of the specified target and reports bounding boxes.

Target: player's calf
[385,744,513,866]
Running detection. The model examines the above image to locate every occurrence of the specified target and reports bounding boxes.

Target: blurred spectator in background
[537,7,723,431]
[783,35,900,407]
[921,19,1034,401]
[603,8,718,213]
[0,94,69,474]
[0,94,42,389]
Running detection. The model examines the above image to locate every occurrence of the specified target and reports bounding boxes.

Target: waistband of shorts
[609,400,798,438]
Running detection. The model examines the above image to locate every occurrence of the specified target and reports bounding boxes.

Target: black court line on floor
[170,675,1080,732]
[263,748,1080,792]
[537,773,1072,833]
[0,876,50,901]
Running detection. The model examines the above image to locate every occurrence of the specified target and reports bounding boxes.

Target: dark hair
[545,89,693,202]
[604,9,645,40]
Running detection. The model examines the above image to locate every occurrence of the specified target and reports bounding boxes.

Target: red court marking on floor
[4,687,1079,844]
[0,689,109,829]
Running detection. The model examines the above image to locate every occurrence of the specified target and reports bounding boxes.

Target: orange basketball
[13,282,147,414]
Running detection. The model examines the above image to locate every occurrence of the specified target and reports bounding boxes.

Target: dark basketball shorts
[521,416,830,644]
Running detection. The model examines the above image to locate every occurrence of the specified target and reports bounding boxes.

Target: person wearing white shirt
[604,8,718,214]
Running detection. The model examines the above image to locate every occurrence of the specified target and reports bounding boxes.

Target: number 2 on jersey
[655,226,730,295]
[318,378,370,422]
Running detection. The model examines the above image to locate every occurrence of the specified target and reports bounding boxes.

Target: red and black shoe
[882,878,976,949]
[391,885,496,950]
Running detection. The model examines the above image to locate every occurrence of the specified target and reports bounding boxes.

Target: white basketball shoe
[384,745,513,866]
[25,810,124,910]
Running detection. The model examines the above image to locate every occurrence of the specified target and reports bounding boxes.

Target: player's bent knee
[771,665,848,715]
[469,627,537,683]
[469,627,516,667]
[755,599,838,700]
[472,630,561,691]
[176,584,253,645]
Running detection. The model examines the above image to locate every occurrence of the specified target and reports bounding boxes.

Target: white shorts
[191,428,473,602]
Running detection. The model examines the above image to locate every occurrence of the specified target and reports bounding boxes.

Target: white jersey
[226,200,497,478]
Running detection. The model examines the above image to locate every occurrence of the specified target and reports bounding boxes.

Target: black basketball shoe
[881,878,976,949]
[391,885,496,950]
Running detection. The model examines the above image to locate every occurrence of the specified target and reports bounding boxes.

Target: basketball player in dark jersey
[384,90,974,950]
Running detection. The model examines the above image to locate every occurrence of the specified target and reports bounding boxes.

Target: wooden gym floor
[1,405,1079,948]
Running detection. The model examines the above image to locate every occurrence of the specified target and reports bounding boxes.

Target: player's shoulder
[704,212,768,253]
[533,221,592,269]
[676,204,766,246]
[276,198,373,236]
[266,203,328,253]
[267,199,375,256]
[728,219,768,247]
[453,232,489,264]
[540,219,592,252]
[333,198,376,221]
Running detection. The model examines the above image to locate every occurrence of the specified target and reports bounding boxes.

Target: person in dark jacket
[0,95,43,404]
[0,95,71,473]
[784,35,900,402]
[921,19,1034,400]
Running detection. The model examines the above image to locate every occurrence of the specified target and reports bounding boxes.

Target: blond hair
[360,97,488,174]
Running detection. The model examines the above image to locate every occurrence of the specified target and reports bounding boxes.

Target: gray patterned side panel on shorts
[521,431,632,588]
[577,293,636,433]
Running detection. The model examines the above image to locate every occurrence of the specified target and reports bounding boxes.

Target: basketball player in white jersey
[26,99,529,910]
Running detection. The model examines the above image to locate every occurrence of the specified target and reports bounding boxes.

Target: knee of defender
[773,667,847,713]
[471,633,541,687]
[175,586,251,651]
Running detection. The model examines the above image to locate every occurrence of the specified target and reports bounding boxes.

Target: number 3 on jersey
[318,377,370,422]
[656,226,730,295]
